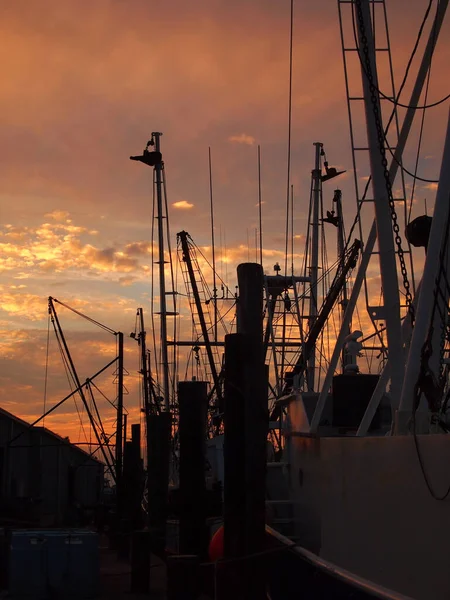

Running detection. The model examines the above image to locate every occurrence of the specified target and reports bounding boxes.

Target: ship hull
[286,398,450,600]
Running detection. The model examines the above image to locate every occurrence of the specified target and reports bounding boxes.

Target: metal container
[8,529,99,599]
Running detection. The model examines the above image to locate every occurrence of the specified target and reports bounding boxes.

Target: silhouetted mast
[130,132,170,411]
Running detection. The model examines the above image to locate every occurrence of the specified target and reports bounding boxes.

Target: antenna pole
[116,332,124,486]
[209,147,218,343]
[291,184,294,275]
[258,145,263,265]
[284,0,294,277]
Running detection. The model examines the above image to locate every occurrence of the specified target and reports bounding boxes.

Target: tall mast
[153,133,170,411]
[258,145,263,266]
[307,142,322,391]
[334,190,353,369]
[138,308,151,416]
[208,147,218,343]
[355,0,404,406]
[398,112,450,427]
[130,133,171,411]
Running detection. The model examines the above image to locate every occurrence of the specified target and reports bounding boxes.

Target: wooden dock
[99,542,167,599]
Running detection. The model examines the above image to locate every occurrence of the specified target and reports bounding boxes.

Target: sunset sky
[0,0,449,444]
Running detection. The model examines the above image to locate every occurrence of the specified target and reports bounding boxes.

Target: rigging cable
[352,0,450,110]
[191,240,234,298]
[351,0,443,183]
[408,60,433,220]
[43,311,51,427]
[412,195,450,500]
[408,0,442,215]
[343,0,442,257]
[51,298,116,335]
[51,317,89,443]
[90,380,119,410]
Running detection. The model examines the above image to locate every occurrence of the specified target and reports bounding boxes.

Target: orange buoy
[208,525,224,562]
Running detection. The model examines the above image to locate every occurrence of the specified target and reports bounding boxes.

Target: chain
[354,0,415,326]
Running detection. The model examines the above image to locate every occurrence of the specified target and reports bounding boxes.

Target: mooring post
[223,333,246,560]
[130,423,143,529]
[178,380,208,558]
[221,332,248,600]
[130,529,151,593]
[147,411,172,556]
[166,555,200,600]
[237,262,268,600]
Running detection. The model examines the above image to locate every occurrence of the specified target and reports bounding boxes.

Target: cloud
[228,134,256,146]
[0,214,154,279]
[118,276,136,287]
[0,292,47,321]
[423,183,438,191]
[172,200,194,210]
[124,241,152,256]
[45,210,70,221]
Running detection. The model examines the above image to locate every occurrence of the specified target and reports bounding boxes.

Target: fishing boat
[129,1,450,598]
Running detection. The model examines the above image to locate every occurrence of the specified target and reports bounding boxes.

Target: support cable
[352,0,450,110]
[51,298,117,335]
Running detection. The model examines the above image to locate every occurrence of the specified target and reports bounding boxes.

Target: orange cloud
[228,134,256,146]
[173,200,194,210]
[0,216,155,278]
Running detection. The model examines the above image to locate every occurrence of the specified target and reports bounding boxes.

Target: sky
[0,0,449,445]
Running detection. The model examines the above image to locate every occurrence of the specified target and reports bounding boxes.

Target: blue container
[8,529,99,599]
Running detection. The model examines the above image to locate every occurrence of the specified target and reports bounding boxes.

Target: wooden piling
[178,380,209,558]
[166,555,199,600]
[223,333,246,561]
[237,262,268,600]
[130,530,151,593]
[147,411,172,556]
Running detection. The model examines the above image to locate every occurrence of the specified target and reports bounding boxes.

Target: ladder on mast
[338,0,415,346]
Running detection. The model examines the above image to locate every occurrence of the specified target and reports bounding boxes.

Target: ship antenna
[258,144,263,266]
[291,184,295,275]
[284,0,294,276]
[208,147,218,342]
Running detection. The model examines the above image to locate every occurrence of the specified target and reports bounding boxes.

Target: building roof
[0,406,104,464]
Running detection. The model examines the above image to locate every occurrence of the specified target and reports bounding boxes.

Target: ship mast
[307,142,322,391]
[153,133,170,411]
[130,132,173,411]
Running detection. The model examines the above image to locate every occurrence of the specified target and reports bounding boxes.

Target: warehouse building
[0,407,104,526]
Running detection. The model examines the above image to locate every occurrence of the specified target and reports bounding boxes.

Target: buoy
[208,525,224,562]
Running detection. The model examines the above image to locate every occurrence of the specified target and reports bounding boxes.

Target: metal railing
[266,526,414,600]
